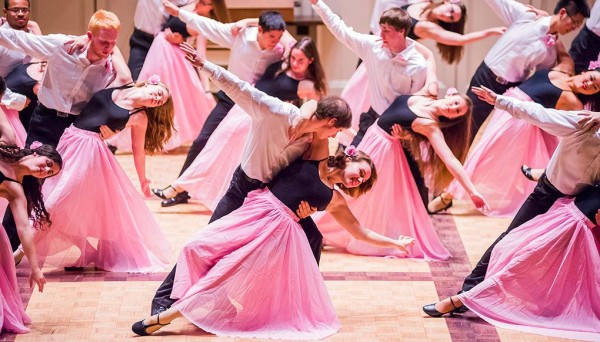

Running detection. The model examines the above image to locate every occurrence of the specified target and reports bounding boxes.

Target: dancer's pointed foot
[152,185,178,200]
[132,313,170,336]
[423,297,465,317]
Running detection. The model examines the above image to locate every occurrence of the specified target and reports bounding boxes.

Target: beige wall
[16,0,597,94]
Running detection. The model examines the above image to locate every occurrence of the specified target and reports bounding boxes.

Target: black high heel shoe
[422,297,464,317]
[132,313,170,336]
[520,165,535,181]
[426,194,453,215]
[151,186,176,200]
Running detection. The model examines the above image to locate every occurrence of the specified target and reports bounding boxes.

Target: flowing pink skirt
[459,198,600,341]
[172,105,251,210]
[1,106,26,148]
[172,188,340,340]
[108,33,215,151]
[447,87,558,217]
[0,224,30,333]
[338,64,370,146]
[314,124,451,260]
[34,126,171,272]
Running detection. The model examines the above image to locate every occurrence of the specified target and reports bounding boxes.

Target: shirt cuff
[178,9,195,24]
[1,89,27,111]
[495,95,510,111]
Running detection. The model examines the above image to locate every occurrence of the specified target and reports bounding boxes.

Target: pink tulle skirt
[447,87,558,217]
[314,124,451,260]
[0,224,30,333]
[172,105,251,210]
[108,33,215,151]
[172,188,340,340]
[338,64,370,146]
[1,106,26,147]
[459,198,600,341]
[34,126,171,272]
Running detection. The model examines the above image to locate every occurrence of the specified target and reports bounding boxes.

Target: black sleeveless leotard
[5,63,39,130]
[517,70,565,109]
[73,85,142,133]
[574,185,600,223]
[255,61,301,103]
[269,159,334,213]
[0,171,20,185]
[377,95,420,134]
[402,5,421,40]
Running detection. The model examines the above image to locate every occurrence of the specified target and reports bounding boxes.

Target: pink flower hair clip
[344,145,359,158]
[446,87,459,96]
[147,74,161,85]
[30,141,42,150]
[449,0,461,4]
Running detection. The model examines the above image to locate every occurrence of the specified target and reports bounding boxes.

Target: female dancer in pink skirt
[132,136,414,339]
[425,185,600,341]
[432,61,600,216]
[315,89,487,260]
[0,96,62,333]
[339,0,505,145]
[14,78,175,273]
[151,37,328,208]
[108,0,216,152]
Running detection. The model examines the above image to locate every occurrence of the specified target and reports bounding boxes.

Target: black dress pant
[569,26,600,75]
[461,174,565,292]
[4,104,77,251]
[128,28,155,81]
[151,166,323,311]
[466,62,519,143]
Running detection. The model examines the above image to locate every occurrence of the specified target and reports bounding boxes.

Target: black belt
[38,103,76,118]
[240,168,267,188]
[133,27,155,39]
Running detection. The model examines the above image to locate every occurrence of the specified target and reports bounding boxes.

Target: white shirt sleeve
[484,0,532,26]
[312,0,372,59]
[179,10,236,48]
[0,28,67,60]
[201,61,299,121]
[495,95,583,137]
[1,88,27,111]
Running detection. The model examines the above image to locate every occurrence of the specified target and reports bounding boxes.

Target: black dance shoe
[152,186,176,200]
[132,314,169,336]
[161,192,190,207]
[426,194,453,215]
[423,297,464,317]
[520,164,535,181]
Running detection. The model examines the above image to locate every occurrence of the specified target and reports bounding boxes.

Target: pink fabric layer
[338,64,370,146]
[447,87,558,217]
[172,105,251,210]
[0,224,30,333]
[314,124,451,260]
[108,33,215,151]
[1,106,26,148]
[460,198,600,341]
[172,188,340,340]
[34,126,171,272]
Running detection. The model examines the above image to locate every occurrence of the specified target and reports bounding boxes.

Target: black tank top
[269,159,334,213]
[255,62,301,103]
[163,16,191,39]
[377,95,420,134]
[402,5,421,40]
[517,70,564,109]
[574,185,600,223]
[5,63,37,100]
[73,85,142,133]
[0,170,20,185]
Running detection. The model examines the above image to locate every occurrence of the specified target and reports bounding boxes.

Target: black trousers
[151,166,323,310]
[466,62,519,143]
[4,104,77,251]
[351,107,429,207]
[128,28,155,81]
[569,26,600,75]
[461,174,565,292]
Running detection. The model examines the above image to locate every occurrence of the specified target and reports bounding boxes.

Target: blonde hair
[88,10,120,35]
[135,82,175,153]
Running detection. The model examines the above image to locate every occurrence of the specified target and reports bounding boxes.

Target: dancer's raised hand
[471,86,497,106]
[180,42,205,68]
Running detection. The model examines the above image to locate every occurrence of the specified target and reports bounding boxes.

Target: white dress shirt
[483,0,557,83]
[134,0,189,35]
[202,61,310,183]
[313,0,427,115]
[0,22,30,78]
[496,95,599,195]
[587,1,600,36]
[179,10,285,84]
[0,28,116,114]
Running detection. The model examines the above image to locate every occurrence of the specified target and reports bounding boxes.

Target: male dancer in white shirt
[150,45,353,316]
[424,85,600,316]
[309,0,434,206]
[466,0,589,141]
[569,0,600,74]
[0,9,130,251]
[159,0,292,206]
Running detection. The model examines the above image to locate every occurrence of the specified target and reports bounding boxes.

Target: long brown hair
[134,82,175,153]
[0,142,62,229]
[421,2,467,64]
[404,94,472,193]
[277,37,328,95]
[328,149,377,198]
